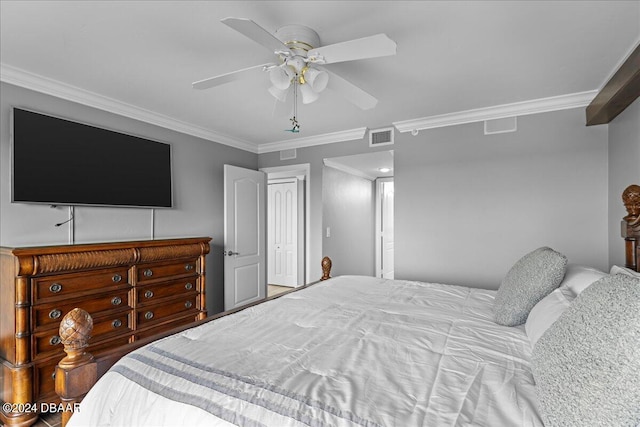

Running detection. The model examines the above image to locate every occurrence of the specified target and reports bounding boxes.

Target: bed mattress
[68,276,543,426]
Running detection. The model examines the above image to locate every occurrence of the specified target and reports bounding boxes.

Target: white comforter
[68,276,543,426]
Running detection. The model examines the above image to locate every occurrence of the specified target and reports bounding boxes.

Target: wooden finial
[321,256,332,281]
[58,308,93,363]
[56,309,97,427]
[622,184,640,225]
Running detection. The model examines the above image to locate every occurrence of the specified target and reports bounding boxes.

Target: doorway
[267,178,303,287]
[322,151,394,277]
[261,164,309,287]
[376,178,394,279]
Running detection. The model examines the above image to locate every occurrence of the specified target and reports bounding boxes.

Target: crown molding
[392,90,598,133]
[1,63,602,152]
[596,37,640,91]
[0,63,259,153]
[258,127,367,154]
[323,158,375,181]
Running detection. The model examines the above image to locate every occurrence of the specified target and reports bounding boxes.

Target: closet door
[376,178,394,279]
[268,180,298,287]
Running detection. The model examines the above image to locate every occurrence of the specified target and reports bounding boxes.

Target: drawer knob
[185,264,195,271]
[112,319,122,328]
[49,309,62,320]
[111,296,122,306]
[49,283,62,293]
[144,311,154,320]
[51,372,56,380]
[143,269,153,277]
[112,274,123,283]
[185,283,193,290]
[49,335,61,346]
[144,290,154,299]
[185,301,193,309]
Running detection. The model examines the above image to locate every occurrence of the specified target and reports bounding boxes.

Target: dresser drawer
[135,313,198,341]
[136,295,199,327]
[32,289,130,330]
[35,334,132,402]
[33,310,131,360]
[33,267,130,304]
[35,359,59,402]
[136,259,198,283]
[137,278,198,306]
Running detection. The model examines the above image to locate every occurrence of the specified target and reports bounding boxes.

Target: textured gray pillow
[531,274,640,427]
[493,247,567,326]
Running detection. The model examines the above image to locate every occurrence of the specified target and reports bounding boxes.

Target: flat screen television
[11,108,173,208]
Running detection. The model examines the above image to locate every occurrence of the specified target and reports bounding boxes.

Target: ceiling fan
[192,18,397,117]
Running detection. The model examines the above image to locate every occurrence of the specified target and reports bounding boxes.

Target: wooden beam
[586,43,640,126]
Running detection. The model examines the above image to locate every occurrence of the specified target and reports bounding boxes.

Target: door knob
[225,250,239,256]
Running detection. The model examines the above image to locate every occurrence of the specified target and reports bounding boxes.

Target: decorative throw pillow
[524,288,571,348]
[559,264,607,296]
[531,274,640,427]
[493,247,567,326]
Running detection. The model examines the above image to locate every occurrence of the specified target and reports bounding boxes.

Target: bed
[52,184,640,427]
[67,275,543,426]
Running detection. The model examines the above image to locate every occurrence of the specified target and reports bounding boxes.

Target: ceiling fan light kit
[299,83,320,104]
[301,67,329,93]
[193,17,397,132]
[268,85,288,102]
[269,66,293,90]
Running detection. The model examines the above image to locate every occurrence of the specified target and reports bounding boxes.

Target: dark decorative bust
[622,184,640,225]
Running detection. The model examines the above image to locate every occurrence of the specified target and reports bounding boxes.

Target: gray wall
[322,166,375,276]
[608,98,640,267]
[2,80,624,300]
[261,107,610,289]
[396,108,608,288]
[0,82,258,314]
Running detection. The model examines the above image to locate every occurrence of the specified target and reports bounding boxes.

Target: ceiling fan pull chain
[289,79,300,133]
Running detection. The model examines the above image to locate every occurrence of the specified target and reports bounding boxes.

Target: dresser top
[2,237,212,257]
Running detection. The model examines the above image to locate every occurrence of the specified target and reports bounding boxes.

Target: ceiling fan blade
[307,33,396,64]
[321,67,378,110]
[272,94,293,119]
[222,17,291,54]
[192,63,273,90]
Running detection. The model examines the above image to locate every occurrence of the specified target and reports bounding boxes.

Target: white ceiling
[1,1,638,153]
[325,150,394,180]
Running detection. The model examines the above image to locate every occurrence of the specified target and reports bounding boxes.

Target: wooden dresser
[0,237,210,426]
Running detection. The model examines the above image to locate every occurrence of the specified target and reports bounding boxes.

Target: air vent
[484,117,517,135]
[369,127,394,147]
[280,148,297,160]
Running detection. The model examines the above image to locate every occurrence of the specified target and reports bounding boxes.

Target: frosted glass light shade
[299,84,319,104]
[304,68,329,93]
[269,67,292,90]
[268,86,288,102]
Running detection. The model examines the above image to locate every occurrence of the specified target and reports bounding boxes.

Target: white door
[376,178,395,279]
[268,180,298,286]
[224,165,266,310]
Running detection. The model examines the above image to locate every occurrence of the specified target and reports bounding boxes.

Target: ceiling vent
[484,117,517,135]
[369,127,394,147]
[280,148,297,160]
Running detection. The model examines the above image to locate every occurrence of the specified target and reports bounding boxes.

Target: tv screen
[12,108,173,208]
